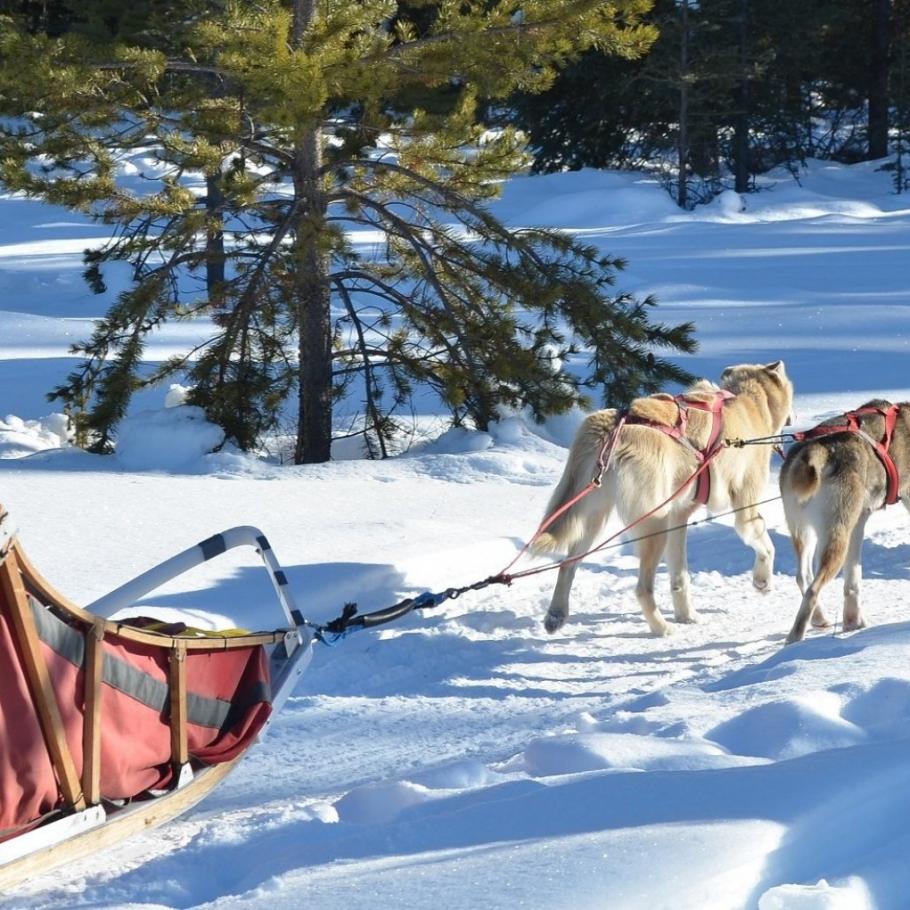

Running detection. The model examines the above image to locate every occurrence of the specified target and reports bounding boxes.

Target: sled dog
[534,362,794,636]
[780,400,910,644]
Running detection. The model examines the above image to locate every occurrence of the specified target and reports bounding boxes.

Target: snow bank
[758,878,874,910]
[0,396,255,475]
[114,405,224,471]
[0,413,70,458]
[334,780,437,824]
[493,168,679,228]
[706,693,866,761]
[419,425,494,455]
[516,730,732,775]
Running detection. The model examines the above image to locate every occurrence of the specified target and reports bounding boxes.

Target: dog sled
[0,502,313,891]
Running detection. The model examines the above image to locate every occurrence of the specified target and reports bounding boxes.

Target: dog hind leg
[842,512,870,632]
[787,495,827,625]
[635,519,671,636]
[800,529,832,628]
[792,530,814,596]
[793,529,822,626]
[786,525,851,644]
[666,510,699,623]
[543,486,614,634]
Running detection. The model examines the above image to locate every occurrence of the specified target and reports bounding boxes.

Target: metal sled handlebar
[85,524,312,718]
[87,525,304,632]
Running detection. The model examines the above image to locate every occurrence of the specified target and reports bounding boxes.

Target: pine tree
[509,0,743,207]
[743,0,825,173]
[510,0,907,198]
[868,0,894,160]
[504,0,678,175]
[895,0,910,192]
[0,0,697,462]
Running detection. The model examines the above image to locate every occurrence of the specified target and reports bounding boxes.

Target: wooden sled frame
[0,505,313,891]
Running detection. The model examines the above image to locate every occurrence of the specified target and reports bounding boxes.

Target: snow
[758,880,874,910]
[0,413,70,459]
[3,158,910,908]
[115,406,226,472]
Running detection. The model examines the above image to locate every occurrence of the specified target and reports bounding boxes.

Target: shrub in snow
[114,406,224,471]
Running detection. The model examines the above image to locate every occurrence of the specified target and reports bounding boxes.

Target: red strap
[679,389,736,457]
[624,390,734,505]
[874,405,901,505]
[795,404,901,506]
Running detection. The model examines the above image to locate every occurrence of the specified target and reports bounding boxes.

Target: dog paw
[544,611,567,634]
[842,618,868,633]
[674,611,701,624]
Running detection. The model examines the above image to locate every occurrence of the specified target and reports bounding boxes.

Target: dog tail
[786,444,828,503]
[531,410,618,555]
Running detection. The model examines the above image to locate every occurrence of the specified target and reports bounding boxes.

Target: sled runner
[0,503,312,891]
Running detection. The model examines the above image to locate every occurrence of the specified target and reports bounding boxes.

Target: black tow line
[311,575,509,645]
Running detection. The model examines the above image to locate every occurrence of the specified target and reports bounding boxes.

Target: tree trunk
[897,28,908,192]
[292,130,332,464]
[733,0,750,193]
[868,0,892,159]
[205,172,226,309]
[292,0,333,464]
[678,0,689,209]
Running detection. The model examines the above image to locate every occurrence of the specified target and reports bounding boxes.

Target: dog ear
[764,360,785,377]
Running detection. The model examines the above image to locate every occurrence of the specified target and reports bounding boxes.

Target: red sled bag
[0,595,272,838]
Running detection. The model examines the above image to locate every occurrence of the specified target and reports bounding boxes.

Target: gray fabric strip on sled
[28,597,266,730]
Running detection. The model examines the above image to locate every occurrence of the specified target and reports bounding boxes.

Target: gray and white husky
[780,400,910,643]
[533,362,794,636]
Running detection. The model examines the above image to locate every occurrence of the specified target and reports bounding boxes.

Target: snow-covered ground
[3,158,910,909]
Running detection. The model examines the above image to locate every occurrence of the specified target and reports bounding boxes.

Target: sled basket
[0,503,312,891]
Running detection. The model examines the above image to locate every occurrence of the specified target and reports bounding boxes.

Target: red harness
[624,390,735,505]
[793,404,901,506]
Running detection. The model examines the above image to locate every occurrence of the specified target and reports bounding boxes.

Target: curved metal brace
[87,526,302,628]
[83,525,313,716]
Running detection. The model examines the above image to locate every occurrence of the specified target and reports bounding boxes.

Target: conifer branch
[333,278,388,458]
[381,18,567,59]
[334,192,482,369]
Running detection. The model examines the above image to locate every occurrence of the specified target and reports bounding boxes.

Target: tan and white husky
[780,400,910,643]
[534,362,794,636]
